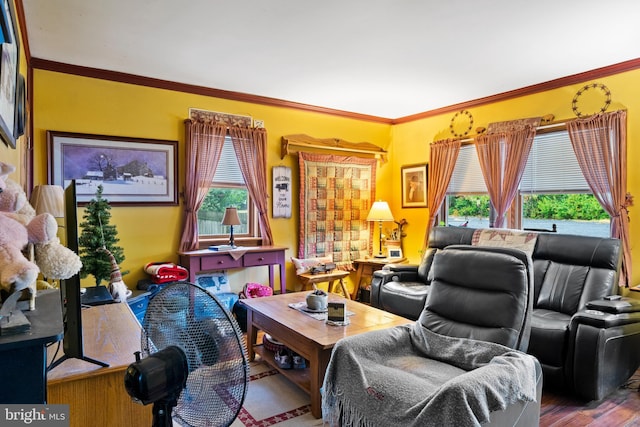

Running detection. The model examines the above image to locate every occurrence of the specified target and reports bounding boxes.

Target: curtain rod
[457,117,567,145]
[455,109,626,145]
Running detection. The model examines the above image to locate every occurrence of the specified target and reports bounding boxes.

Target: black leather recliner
[323,245,542,426]
[370,226,640,401]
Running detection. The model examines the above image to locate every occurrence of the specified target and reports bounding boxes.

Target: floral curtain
[567,110,632,287]
[475,118,540,228]
[424,138,461,248]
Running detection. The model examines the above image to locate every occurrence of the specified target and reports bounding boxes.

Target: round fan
[124,282,249,427]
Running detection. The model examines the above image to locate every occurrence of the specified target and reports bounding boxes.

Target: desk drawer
[201,254,242,270]
[243,251,280,266]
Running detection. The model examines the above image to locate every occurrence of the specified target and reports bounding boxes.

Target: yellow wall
[391,69,640,297]
[15,38,639,298]
[31,70,393,292]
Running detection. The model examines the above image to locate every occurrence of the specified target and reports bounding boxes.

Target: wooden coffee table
[241,292,411,418]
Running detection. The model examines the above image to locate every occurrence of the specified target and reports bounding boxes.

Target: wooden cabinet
[0,289,63,404]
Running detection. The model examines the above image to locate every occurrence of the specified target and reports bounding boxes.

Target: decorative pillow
[291,255,333,275]
[472,228,538,256]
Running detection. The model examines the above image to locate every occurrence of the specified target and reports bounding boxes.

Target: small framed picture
[327,302,346,323]
[401,163,428,208]
[387,247,403,260]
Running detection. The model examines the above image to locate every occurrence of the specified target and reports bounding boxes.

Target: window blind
[213,137,245,185]
[520,130,590,193]
[447,144,487,194]
[447,130,590,195]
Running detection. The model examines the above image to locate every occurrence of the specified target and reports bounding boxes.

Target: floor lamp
[366,200,394,258]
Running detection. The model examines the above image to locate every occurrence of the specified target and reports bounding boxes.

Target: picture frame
[0,0,20,148]
[387,247,403,260]
[47,131,178,206]
[401,163,428,208]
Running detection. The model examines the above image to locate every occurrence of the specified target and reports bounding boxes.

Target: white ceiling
[21,0,640,119]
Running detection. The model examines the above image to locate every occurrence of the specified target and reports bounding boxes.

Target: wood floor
[539,370,640,426]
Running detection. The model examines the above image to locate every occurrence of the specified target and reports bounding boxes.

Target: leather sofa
[370,226,640,401]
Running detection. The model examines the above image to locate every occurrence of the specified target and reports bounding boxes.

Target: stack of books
[208,245,236,251]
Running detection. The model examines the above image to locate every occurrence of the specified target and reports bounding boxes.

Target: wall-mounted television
[49,180,108,370]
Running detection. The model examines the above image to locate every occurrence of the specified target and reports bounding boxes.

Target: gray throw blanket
[321,323,537,427]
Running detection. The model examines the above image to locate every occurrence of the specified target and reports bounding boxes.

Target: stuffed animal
[0,162,82,310]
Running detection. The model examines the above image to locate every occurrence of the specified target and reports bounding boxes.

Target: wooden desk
[179,246,287,294]
[298,270,350,299]
[352,258,406,299]
[47,303,152,427]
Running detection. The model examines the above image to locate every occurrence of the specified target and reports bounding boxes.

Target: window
[197,137,257,241]
[443,129,610,237]
[444,144,490,228]
[519,130,609,237]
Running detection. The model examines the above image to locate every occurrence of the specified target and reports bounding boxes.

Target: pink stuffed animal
[0,162,81,310]
[0,201,57,307]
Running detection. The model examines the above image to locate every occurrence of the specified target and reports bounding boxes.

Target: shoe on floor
[275,350,292,369]
[292,353,306,369]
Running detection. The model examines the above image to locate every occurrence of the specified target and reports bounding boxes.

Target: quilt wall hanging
[298,152,376,269]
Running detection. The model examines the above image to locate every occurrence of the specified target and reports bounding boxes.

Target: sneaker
[275,350,292,369]
[292,353,306,369]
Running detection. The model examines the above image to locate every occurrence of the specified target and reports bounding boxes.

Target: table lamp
[30,185,65,217]
[221,207,242,248]
[366,200,394,258]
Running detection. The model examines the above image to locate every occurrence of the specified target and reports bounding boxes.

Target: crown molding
[30,57,640,125]
[392,58,640,124]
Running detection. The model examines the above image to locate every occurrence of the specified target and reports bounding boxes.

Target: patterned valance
[189,108,253,128]
[487,117,541,133]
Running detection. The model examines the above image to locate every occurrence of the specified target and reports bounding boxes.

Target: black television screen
[49,180,108,370]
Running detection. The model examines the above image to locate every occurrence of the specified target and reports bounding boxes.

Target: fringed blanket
[321,324,537,427]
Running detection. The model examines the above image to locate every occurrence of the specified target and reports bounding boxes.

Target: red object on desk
[144,262,189,283]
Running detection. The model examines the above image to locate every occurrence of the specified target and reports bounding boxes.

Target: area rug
[230,362,323,427]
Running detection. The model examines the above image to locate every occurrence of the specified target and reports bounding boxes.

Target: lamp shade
[30,185,65,217]
[221,207,242,226]
[366,201,394,222]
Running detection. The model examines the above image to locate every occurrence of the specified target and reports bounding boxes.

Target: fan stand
[152,395,179,427]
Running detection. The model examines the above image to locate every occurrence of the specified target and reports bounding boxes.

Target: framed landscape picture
[47,131,178,205]
[401,163,428,208]
[0,0,19,148]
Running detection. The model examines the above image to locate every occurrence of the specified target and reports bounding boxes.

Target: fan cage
[141,282,249,427]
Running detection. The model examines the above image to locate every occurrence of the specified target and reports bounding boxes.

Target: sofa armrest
[370,265,421,308]
[373,264,420,281]
[370,269,395,307]
[586,297,640,314]
[571,309,640,328]
[568,305,640,400]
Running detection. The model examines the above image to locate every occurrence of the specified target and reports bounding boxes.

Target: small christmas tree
[78,185,127,286]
